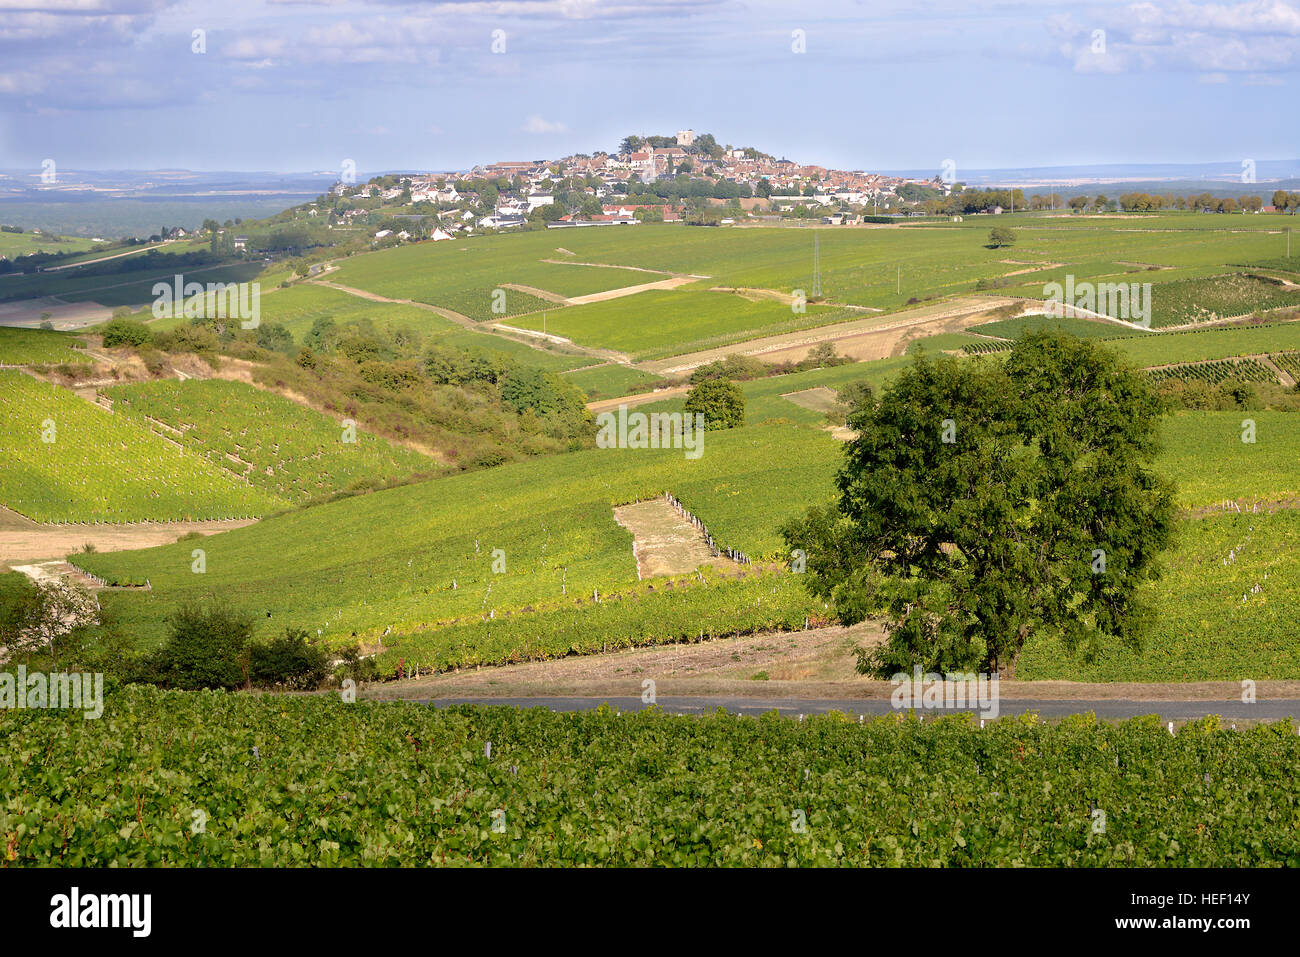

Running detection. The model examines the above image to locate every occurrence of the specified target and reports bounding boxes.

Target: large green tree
[684,378,745,430]
[781,332,1176,678]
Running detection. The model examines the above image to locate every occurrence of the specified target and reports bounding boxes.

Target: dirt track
[636,295,1027,375]
[565,275,698,305]
[0,506,256,567]
[362,619,1300,702]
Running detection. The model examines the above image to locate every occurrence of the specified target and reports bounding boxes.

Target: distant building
[676,129,695,147]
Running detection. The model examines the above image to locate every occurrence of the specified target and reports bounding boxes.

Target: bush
[684,378,746,429]
[100,317,153,348]
[150,604,253,690]
[334,643,380,684]
[249,627,330,690]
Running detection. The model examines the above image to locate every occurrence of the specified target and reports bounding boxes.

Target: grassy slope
[331,234,651,321]
[76,424,840,647]
[0,327,91,365]
[0,371,282,522]
[104,379,440,501]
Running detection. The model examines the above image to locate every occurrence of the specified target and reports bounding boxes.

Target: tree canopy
[781,332,1176,678]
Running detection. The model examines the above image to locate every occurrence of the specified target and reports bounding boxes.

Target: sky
[0,0,1297,176]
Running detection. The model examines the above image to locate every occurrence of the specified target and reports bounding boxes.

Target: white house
[431,228,453,241]
[527,194,555,212]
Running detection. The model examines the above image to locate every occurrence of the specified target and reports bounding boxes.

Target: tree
[781,332,1176,679]
[1,577,99,668]
[987,226,1016,248]
[1094,194,1108,210]
[684,378,745,429]
[150,604,253,690]
[249,627,330,690]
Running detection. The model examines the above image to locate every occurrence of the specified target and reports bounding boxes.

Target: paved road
[415,696,1300,722]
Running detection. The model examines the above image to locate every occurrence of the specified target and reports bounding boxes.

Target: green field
[1145,358,1279,385]
[243,282,596,373]
[560,362,660,400]
[0,327,90,365]
[0,230,96,260]
[73,424,840,647]
[6,688,1300,866]
[104,379,439,501]
[0,371,280,522]
[511,289,850,360]
[312,217,1300,364]
[1158,411,1300,507]
[331,236,652,321]
[0,259,270,308]
[65,400,1300,678]
[1107,321,1300,367]
[968,315,1136,340]
[1020,509,1300,681]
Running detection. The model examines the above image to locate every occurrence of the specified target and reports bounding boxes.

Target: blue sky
[0,0,1296,174]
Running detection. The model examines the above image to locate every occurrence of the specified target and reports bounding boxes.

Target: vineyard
[1145,274,1300,328]
[0,371,281,523]
[0,327,91,366]
[1269,351,1300,381]
[374,569,821,673]
[1239,255,1300,276]
[73,424,842,647]
[1105,321,1300,367]
[966,316,1131,340]
[4,687,1300,866]
[1019,509,1300,681]
[104,379,438,501]
[509,288,847,360]
[961,340,1014,355]
[1144,357,1279,385]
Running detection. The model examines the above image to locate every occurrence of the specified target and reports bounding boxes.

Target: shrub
[150,604,253,690]
[100,317,153,348]
[249,627,330,690]
[334,643,380,683]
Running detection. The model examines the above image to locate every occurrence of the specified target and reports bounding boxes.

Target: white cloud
[521,114,566,133]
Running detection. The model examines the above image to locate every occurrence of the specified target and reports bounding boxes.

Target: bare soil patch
[564,275,699,306]
[612,499,736,579]
[639,296,1026,374]
[0,507,255,567]
[361,618,1300,702]
[781,386,839,414]
[499,282,569,305]
[587,385,689,413]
